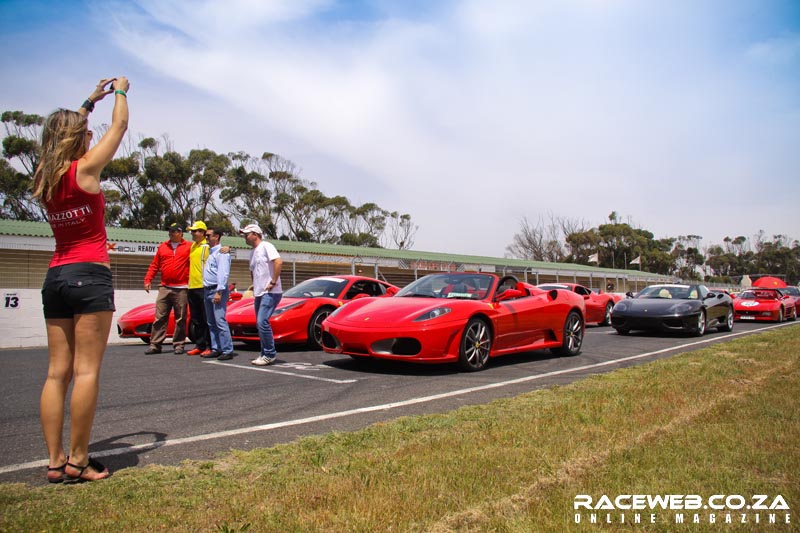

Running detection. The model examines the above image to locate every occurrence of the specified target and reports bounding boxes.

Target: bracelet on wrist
[81,99,95,112]
[114,89,127,97]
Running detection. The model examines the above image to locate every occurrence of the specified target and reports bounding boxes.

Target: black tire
[551,310,584,356]
[600,302,613,326]
[717,306,734,332]
[307,307,334,350]
[777,308,784,323]
[615,328,630,336]
[693,310,707,337]
[140,336,150,344]
[457,318,492,371]
[790,307,797,322]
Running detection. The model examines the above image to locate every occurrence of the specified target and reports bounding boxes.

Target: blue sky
[1,0,799,257]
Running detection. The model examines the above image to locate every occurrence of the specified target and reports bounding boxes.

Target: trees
[508,212,800,284]
[505,213,587,262]
[1,111,44,221]
[0,108,417,250]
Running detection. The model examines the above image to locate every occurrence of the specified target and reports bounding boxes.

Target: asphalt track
[1,321,797,485]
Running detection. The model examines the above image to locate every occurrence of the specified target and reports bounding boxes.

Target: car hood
[226,296,318,318]
[735,299,779,308]
[119,303,155,320]
[329,296,473,325]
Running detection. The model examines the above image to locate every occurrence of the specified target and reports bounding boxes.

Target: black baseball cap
[168,223,184,232]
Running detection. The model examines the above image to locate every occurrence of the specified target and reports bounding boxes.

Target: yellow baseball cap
[187,221,207,231]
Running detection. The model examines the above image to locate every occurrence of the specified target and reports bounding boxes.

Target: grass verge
[1,326,798,532]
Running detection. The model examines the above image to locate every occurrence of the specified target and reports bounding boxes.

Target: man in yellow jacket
[186,221,212,355]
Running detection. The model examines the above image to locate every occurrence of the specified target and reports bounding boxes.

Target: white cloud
[746,32,800,65]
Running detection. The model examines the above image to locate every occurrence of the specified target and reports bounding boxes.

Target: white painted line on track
[1,322,794,475]
[203,360,357,384]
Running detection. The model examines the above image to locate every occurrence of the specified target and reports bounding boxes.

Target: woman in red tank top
[32,77,130,483]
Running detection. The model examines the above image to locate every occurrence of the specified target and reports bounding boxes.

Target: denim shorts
[41,263,116,319]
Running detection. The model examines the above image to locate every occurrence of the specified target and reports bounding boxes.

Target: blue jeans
[204,287,234,354]
[254,293,282,357]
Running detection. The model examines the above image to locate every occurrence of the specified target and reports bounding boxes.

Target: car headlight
[414,307,452,322]
[272,301,304,317]
[675,303,695,314]
[613,301,629,312]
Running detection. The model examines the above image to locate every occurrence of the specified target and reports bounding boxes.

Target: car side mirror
[625,291,634,299]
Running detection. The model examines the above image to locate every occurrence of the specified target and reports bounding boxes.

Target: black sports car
[611,284,734,336]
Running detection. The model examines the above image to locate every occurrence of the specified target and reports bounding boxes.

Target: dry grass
[1,326,798,532]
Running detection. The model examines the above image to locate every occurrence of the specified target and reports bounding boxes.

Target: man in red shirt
[143,223,191,354]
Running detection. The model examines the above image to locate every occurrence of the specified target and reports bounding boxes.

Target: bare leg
[40,319,75,469]
[64,310,113,480]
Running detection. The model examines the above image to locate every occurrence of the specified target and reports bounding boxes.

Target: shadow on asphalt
[322,348,562,377]
[88,431,168,472]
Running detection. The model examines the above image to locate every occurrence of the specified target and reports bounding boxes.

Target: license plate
[739,316,755,320]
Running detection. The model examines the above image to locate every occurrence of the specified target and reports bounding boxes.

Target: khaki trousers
[150,286,188,348]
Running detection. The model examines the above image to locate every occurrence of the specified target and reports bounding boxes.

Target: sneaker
[201,350,220,359]
[173,346,185,354]
[251,356,270,366]
[186,348,202,356]
[217,352,235,361]
[144,347,161,355]
[199,349,213,356]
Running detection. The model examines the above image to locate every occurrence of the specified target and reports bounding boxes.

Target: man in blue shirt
[200,227,236,360]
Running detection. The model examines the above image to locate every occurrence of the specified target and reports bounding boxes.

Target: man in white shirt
[239,224,283,365]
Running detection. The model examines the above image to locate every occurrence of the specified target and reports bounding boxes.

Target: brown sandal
[65,458,110,483]
[46,458,68,484]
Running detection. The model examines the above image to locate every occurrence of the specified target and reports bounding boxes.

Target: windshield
[284,277,347,298]
[739,290,779,300]
[636,285,697,300]
[396,273,494,300]
[782,287,799,297]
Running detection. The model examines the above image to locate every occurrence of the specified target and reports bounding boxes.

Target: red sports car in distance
[536,283,621,326]
[227,275,399,349]
[733,288,797,322]
[322,272,586,371]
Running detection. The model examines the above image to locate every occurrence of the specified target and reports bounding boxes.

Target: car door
[699,285,724,323]
[573,285,601,323]
[492,288,550,351]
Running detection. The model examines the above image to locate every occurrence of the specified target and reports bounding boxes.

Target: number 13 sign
[3,293,20,309]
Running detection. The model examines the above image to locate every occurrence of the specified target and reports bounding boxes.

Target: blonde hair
[32,109,89,202]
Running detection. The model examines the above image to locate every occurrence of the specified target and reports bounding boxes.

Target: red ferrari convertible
[227,275,399,349]
[733,288,797,322]
[536,283,621,326]
[321,272,587,371]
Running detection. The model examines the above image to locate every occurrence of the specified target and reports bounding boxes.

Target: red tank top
[45,160,109,266]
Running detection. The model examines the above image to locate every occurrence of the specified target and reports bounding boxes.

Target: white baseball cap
[238,224,263,236]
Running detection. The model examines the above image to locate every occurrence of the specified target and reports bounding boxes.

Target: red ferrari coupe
[733,288,797,322]
[321,272,587,371]
[227,275,399,349]
[536,283,621,326]
[117,291,244,343]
